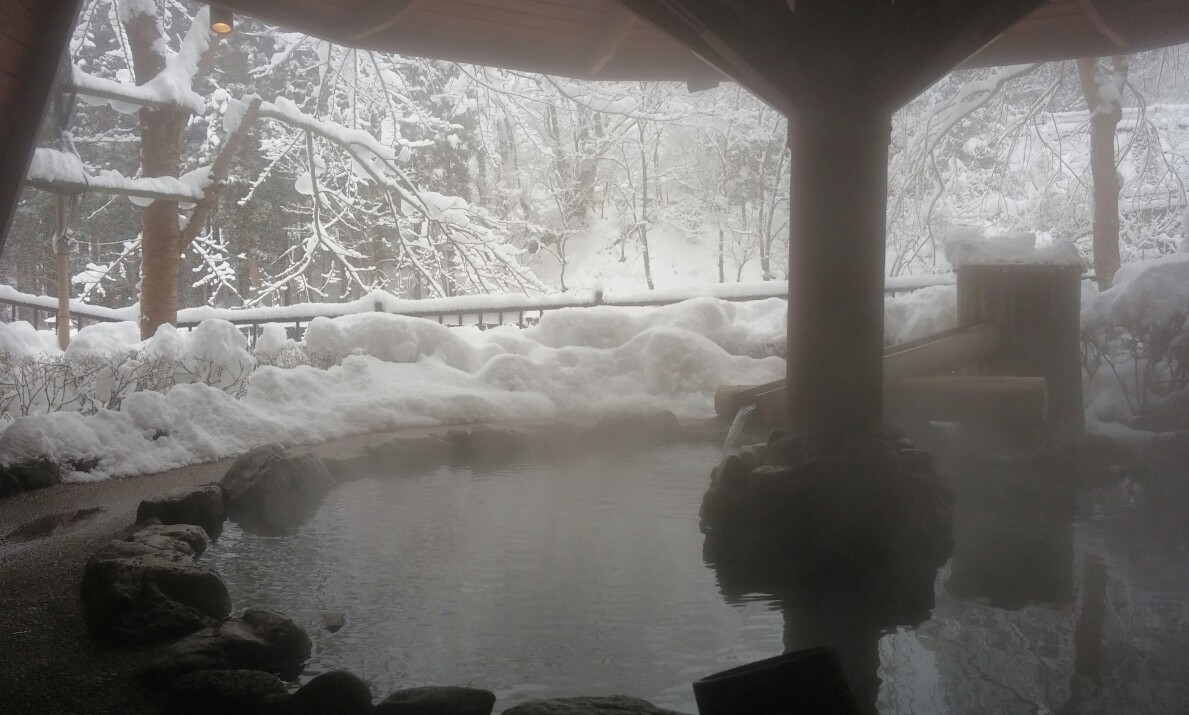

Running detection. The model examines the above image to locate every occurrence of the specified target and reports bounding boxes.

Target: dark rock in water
[1141,430,1189,482]
[166,669,287,715]
[143,609,312,684]
[80,525,229,645]
[318,610,345,633]
[321,452,376,482]
[287,670,372,715]
[1070,431,1136,486]
[221,445,333,534]
[502,696,688,714]
[591,411,682,447]
[447,425,532,464]
[138,484,226,538]
[125,523,211,557]
[373,685,496,715]
[1130,388,1189,433]
[257,692,292,715]
[2,459,62,492]
[1139,430,1189,546]
[5,507,103,542]
[701,428,952,609]
[367,435,450,471]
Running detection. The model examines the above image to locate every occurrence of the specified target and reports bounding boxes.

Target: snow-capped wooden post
[957,263,1084,429]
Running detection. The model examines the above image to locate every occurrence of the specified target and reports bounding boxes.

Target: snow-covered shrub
[0,320,254,424]
[1082,254,1189,418]
[884,285,958,346]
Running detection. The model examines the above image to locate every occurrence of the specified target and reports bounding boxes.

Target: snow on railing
[0,275,955,339]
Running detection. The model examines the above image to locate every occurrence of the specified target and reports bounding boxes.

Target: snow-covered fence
[1,275,956,343]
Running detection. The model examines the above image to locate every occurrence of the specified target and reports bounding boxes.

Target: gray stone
[166,669,288,715]
[221,445,333,534]
[321,452,376,482]
[125,523,211,557]
[374,685,496,715]
[591,411,682,446]
[5,459,61,492]
[5,507,103,542]
[318,610,345,633]
[143,609,312,683]
[502,696,688,714]
[138,484,226,537]
[447,425,532,464]
[80,525,229,645]
[287,670,372,715]
[367,435,450,470]
[0,465,20,497]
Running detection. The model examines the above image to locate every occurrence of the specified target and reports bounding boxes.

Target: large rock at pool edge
[286,670,372,715]
[138,484,226,537]
[142,609,312,684]
[80,525,230,645]
[502,696,688,714]
[166,669,288,715]
[373,685,496,715]
[590,412,682,447]
[0,459,61,495]
[221,445,333,534]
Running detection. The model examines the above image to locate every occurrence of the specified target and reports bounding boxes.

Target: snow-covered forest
[4,0,1189,326]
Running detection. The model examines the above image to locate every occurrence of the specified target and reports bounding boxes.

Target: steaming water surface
[204,443,1189,714]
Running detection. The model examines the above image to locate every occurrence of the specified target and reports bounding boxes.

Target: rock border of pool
[71,411,718,715]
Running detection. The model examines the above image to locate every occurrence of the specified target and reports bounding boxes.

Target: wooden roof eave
[210,0,1189,100]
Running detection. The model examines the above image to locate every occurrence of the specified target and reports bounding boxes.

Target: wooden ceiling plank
[587,6,635,75]
[1076,0,1131,49]
[614,0,794,112]
[442,0,605,24]
[348,0,422,43]
[412,7,597,39]
[394,18,589,46]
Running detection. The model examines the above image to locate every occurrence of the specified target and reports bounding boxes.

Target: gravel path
[0,459,231,714]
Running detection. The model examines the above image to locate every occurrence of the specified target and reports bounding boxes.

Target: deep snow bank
[0,298,785,480]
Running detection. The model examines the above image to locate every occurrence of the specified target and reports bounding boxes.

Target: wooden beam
[0,0,84,259]
[883,0,1051,107]
[587,6,635,76]
[346,0,422,43]
[24,177,200,204]
[71,83,175,111]
[884,323,1001,382]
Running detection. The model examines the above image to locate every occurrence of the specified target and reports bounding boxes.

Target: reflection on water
[204,442,1189,714]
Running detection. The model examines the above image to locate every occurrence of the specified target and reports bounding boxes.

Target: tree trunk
[138,108,187,338]
[125,7,216,339]
[638,123,654,290]
[718,227,726,283]
[55,194,71,350]
[1077,56,1127,291]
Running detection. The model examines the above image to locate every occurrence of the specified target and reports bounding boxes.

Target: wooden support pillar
[786,106,891,434]
[0,0,85,258]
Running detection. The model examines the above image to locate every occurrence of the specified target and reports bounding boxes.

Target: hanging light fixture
[210,7,234,35]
